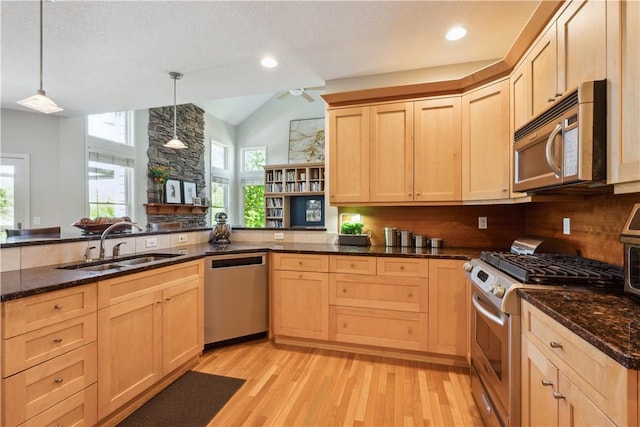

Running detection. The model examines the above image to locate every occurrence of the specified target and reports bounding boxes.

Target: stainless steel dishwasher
[204,252,268,349]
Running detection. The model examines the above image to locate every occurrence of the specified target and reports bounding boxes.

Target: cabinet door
[556,0,607,94]
[162,279,202,375]
[328,107,370,203]
[521,337,559,427]
[462,79,511,201]
[97,291,162,419]
[608,0,640,187]
[558,371,616,427]
[511,60,530,132]
[428,260,467,356]
[529,25,558,117]
[273,270,329,340]
[369,102,414,202]
[414,97,462,202]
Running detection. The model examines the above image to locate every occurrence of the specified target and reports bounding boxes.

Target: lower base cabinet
[272,254,468,361]
[97,260,204,420]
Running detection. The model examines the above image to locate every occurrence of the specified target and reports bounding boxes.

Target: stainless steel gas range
[463,239,624,427]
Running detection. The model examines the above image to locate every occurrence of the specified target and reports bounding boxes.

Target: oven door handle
[545,123,563,178]
[472,294,506,327]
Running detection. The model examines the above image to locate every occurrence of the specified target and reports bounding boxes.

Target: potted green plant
[338,221,370,246]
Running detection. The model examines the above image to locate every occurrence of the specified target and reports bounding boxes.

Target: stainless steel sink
[57,253,180,272]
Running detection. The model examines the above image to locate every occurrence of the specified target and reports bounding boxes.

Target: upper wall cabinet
[513,0,607,129]
[328,107,370,204]
[462,79,511,201]
[607,0,640,192]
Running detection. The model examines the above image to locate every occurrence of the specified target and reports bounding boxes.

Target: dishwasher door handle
[209,255,265,269]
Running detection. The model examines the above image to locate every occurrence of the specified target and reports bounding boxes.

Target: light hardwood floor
[195,339,483,426]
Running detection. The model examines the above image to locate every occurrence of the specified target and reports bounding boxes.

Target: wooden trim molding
[321,0,564,108]
[144,204,208,215]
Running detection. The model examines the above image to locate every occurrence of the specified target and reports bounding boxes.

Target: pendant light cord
[173,76,178,139]
[39,0,44,94]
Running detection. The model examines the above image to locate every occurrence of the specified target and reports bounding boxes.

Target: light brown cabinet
[97,260,204,420]
[272,253,330,340]
[1,284,98,427]
[328,106,370,204]
[521,300,636,427]
[427,259,467,357]
[462,79,511,201]
[608,0,640,191]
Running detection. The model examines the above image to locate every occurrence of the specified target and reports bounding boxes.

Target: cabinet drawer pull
[552,392,565,399]
[54,377,64,383]
[53,337,63,343]
[400,266,405,270]
[165,297,172,301]
[541,379,554,386]
[549,341,563,349]
[57,424,64,427]
[408,293,413,298]
[342,288,347,293]
[156,300,162,304]
[54,303,64,310]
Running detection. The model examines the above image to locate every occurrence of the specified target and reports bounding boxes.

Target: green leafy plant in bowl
[338,222,369,246]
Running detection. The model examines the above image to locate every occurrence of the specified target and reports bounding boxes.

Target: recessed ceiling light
[261,57,278,68]
[446,27,467,41]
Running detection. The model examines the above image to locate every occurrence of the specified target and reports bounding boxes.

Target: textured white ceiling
[1,0,539,122]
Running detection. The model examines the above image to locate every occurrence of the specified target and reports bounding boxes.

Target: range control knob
[462,262,473,272]
[491,284,505,298]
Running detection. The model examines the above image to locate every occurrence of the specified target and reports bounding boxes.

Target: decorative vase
[156,183,164,203]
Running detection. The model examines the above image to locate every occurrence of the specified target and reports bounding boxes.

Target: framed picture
[305,199,322,222]
[165,179,182,204]
[182,181,197,204]
[288,118,325,163]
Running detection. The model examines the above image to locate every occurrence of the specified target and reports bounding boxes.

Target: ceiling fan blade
[277,92,290,100]
[305,86,325,91]
[301,91,315,103]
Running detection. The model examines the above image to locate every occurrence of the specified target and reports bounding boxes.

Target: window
[239,147,266,227]
[88,152,134,218]
[87,112,133,145]
[210,177,229,219]
[241,178,265,228]
[211,141,227,170]
[0,154,30,229]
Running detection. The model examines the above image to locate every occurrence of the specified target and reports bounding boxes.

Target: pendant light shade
[17,0,63,114]
[164,71,187,149]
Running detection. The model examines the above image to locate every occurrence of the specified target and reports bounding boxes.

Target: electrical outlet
[178,234,187,243]
[478,216,488,229]
[178,249,187,255]
[33,216,41,225]
[274,232,284,240]
[146,238,158,248]
[563,218,571,235]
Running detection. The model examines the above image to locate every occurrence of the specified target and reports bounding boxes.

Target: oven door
[470,283,510,421]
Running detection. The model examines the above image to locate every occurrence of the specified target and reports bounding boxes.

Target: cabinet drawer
[3,312,97,377]
[3,342,97,427]
[329,273,427,312]
[522,301,636,426]
[2,284,97,339]
[272,253,329,272]
[377,257,428,277]
[18,383,97,427]
[329,255,377,274]
[330,306,427,351]
[98,259,202,308]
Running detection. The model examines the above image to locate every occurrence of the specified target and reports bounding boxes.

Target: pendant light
[17,0,63,114]
[164,71,187,149]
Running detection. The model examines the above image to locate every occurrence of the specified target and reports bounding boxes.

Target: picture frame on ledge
[182,181,197,204]
[165,179,182,204]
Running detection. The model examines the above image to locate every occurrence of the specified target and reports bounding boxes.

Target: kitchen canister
[430,237,443,248]
[399,230,413,247]
[384,227,398,247]
[413,235,429,248]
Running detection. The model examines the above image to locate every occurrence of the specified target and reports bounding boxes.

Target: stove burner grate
[480,251,624,287]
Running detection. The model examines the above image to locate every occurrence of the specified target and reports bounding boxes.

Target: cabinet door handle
[156,300,162,304]
[541,379,554,386]
[53,337,63,343]
[547,97,556,102]
[342,288,347,293]
[549,341,563,349]
[54,377,64,383]
[408,293,413,298]
[54,303,63,310]
[552,392,566,399]
[165,297,172,301]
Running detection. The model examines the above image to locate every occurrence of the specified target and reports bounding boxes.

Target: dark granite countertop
[518,289,640,370]
[1,242,478,302]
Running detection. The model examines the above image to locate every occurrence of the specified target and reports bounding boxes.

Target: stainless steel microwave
[513,80,607,193]
[621,204,640,297]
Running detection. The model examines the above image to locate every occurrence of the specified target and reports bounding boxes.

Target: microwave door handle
[545,123,563,178]
[472,294,506,326]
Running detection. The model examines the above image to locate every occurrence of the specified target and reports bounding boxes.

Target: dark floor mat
[117,371,245,427]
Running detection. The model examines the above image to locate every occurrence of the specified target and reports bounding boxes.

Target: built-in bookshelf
[263,162,325,228]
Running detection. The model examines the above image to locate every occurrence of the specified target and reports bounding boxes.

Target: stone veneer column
[147,104,207,227]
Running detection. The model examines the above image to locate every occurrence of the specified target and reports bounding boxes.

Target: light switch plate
[563,218,571,235]
[478,217,488,229]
